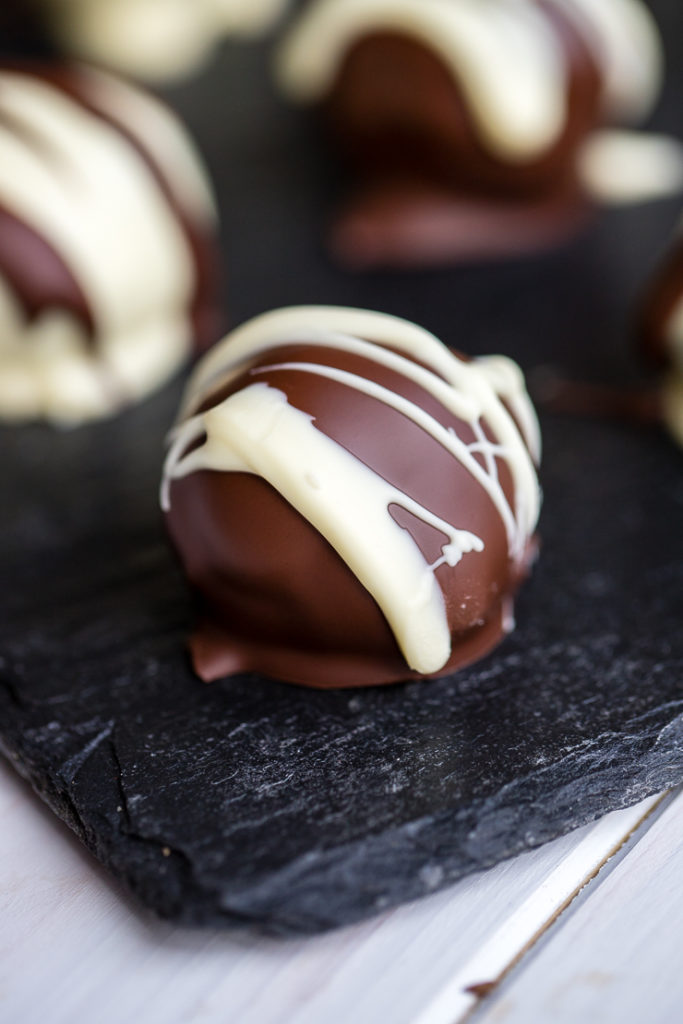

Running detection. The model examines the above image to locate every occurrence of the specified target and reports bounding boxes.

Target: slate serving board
[1,0,683,935]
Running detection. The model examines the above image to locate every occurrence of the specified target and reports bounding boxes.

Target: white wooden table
[1,757,680,1024]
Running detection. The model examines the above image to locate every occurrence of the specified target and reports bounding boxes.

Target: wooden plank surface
[474,787,683,1024]
[0,759,666,1024]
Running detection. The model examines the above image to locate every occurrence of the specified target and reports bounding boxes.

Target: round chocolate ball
[162,306,541,689]
[276,0,662,265]
[0,62,221,424]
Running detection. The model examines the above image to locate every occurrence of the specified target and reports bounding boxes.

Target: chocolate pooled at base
[162,307,541,689]
[275,0,663,267]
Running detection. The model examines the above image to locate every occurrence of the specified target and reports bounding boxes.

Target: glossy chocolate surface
[328,13,601,197]
[166,339,535,688]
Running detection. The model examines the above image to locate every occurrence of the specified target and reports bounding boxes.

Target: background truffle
[0,63,221,424]
[276,0,665,266]
[162,306,541,689]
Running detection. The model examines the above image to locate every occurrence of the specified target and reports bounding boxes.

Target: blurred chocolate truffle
[0,63,221,424]
[39,0,291,81]
[276,0,663,266]
[640,223,683,445]
[162,306,541,689]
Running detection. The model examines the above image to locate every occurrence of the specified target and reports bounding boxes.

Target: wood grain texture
[0,760,665,1024]
[475,788,683,1024]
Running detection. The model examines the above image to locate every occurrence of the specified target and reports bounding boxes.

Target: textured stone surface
[1,0,683,934]
[2,395,683,934]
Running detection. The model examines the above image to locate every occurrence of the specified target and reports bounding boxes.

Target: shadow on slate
[2,0,683,935]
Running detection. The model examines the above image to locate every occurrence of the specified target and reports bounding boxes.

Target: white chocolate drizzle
[578,131,683,205]
[553,0,662,122]
[275,0,662,161]
[74,65,217,225]
[212,0,291,37]
[0,69,216,424]
[162,306,541,675]
[47,0,291,81]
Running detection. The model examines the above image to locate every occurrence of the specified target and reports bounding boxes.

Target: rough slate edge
[2,661,683,940]
[2,399,683,935]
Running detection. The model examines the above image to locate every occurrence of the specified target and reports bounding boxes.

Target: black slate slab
[1,0,683,934]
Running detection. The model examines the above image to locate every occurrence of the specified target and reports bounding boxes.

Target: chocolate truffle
[0,63,220,424]
[39,0,291,81]
[162,306,542,689]
[640,224,683,446]
[276,0,663,266]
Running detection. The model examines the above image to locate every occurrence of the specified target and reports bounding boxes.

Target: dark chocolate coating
[317,3,604,264]
[327,10,601,197]
[165,342,535,689]
[0,201,95,339]
[0,61,222,353]
[640,235,683,368]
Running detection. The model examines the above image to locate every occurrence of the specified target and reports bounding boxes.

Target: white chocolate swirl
[162,306,541,675]
[276,0,662,162]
